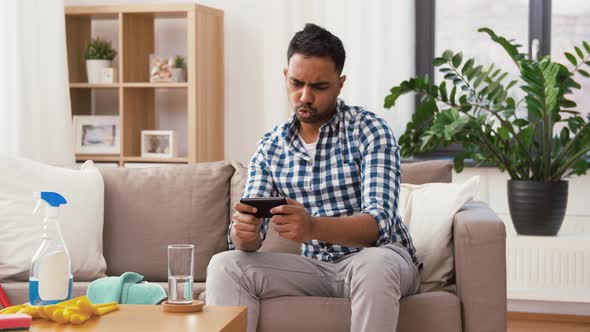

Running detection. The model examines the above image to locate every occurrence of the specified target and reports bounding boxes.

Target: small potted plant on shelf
[384,27,590,236]
[84,37,117,84]
[171,55,186,82]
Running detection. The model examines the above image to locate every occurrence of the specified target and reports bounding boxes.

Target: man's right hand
[231,202,263,251]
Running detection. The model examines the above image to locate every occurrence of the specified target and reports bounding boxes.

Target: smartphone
[239,197,287,218]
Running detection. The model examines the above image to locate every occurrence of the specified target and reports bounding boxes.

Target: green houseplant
[171,55,186,82]
[84,37,117,84]
[385,27,590,235]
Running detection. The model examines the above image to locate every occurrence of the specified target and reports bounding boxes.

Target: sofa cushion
[400,160,453,184]
[230,160,453,255]
[0,157,106,282]
[257,291,461,332]
[99,162,235,282]
[399,177,480,293]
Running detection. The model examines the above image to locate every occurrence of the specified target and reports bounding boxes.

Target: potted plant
[84,37,117,84]
[385,27,590,236]
[171,55,186,82]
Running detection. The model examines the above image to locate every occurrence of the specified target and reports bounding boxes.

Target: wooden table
[30,305,247,332]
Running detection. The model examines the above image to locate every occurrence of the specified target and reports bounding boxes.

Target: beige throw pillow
[0,157,106,281]
[399,176,480,293]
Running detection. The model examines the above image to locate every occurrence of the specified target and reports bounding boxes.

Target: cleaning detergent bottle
[29,192,73,305]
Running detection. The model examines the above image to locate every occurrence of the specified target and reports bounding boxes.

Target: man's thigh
[208,250,343,298]
[334,244,419,297]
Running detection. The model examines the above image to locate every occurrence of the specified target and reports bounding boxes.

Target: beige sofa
[2,160,507,332]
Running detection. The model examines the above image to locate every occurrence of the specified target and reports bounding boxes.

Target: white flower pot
[86,60,112,84]
[171,68,186,82]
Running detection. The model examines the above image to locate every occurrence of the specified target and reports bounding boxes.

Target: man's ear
[337,75,347,92]
[283,68,288,78]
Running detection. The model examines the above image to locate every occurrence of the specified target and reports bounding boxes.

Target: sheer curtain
[0,0,74,166]
[261,0,415,138]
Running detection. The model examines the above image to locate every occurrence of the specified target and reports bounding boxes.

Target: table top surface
[30,305,247,332]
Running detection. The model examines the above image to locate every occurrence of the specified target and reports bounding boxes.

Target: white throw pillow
[0,156,106,281]
[399,176,480,293]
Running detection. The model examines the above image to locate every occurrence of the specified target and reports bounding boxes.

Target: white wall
[64,0,415,165]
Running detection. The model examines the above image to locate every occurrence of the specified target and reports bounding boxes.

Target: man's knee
[348,248,404,286]
[207,250,249,279]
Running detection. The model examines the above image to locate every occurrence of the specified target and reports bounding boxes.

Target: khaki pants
[206,244,420,332]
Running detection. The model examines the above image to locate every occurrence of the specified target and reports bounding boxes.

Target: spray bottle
[29,192,73,305]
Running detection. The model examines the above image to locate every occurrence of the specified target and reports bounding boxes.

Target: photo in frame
[149,54,174,83]
[73,115,120,154]
[141,130,177,158]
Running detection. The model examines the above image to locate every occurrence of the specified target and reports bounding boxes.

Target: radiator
[502,214,590,303]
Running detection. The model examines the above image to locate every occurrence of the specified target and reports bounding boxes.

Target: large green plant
[385,27,590,181]
[84,37,117,61]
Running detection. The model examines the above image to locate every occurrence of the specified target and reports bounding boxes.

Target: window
[435,0,528,89]
[551,1,590,133]
[415,0,589,158]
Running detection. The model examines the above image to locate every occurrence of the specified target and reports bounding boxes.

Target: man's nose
[299,85,314,105]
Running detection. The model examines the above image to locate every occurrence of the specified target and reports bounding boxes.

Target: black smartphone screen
[239,197,287,218]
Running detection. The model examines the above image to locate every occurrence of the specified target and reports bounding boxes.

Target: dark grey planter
[507,180,568,236]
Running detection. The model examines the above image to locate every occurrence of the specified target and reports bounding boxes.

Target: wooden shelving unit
[65,4,224,167]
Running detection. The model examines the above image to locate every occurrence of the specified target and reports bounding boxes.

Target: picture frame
[73,115,120,154]
[149,54,174,83]
[141,130,177,158]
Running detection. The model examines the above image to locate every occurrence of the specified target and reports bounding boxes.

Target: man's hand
[270,198,315,243]
[231,202,263,251]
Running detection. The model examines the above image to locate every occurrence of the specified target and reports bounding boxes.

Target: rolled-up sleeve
[358,115,401,247]
[227,135,278,250]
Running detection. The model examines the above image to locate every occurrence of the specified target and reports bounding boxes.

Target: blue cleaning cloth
[87,272,167,305]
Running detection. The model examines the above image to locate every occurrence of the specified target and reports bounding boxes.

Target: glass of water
[167,244,194,304]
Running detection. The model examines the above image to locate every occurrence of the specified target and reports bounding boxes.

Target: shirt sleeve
[227,135,279,250]
[358,114,401,247]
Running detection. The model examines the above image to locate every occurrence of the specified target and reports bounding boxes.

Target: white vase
[86,59,112,83]
[171,68,186,82]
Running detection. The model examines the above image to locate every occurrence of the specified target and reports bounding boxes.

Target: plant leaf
[432,57,447,66]
[452,52,463,68]
[575,46,584,58]
[462,58,474,76]
[579,69,590,78]
[439,81,448,103]
[442,50,454,61]
[584,41,590,53]
[565,52,578,66]
[498,127,510,141]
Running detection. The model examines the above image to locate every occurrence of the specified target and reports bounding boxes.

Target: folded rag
[87,272,166,305]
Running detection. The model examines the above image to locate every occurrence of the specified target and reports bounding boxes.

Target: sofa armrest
[454,201,506,332]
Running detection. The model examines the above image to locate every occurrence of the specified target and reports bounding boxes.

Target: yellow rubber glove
[0,296,118,325]
[0,304,26,314]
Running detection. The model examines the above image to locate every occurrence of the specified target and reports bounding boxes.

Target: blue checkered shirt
[229,99,419,266]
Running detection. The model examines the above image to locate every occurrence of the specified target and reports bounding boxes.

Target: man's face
[284,53,346,125]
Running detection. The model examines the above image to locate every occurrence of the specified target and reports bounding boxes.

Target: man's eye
[292,81,304,87]
[314,86,328,90]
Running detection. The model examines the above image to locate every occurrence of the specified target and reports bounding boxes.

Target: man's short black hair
[287,23,346,74]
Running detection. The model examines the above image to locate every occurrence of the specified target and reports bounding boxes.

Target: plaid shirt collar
[283,99,343,162]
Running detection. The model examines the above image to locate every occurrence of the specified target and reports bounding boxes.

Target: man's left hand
[270,198,315,243]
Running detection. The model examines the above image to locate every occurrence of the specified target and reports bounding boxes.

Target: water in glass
[168,274,193,304]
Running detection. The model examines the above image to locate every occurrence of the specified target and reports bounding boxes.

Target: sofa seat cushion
[3,281,207,306]
[257,291,461,332]
[99,162,235,282]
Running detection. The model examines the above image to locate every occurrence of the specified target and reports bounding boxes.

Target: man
[206,23,420,332]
